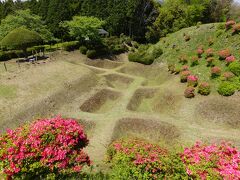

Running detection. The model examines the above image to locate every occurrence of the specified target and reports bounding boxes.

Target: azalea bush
[198,82,211,96]
[205,48,214,58]
[218,82,236,96]
[0,116,91,179]
[187,75,198,87]
[184,87,195,98]
[179,55,188,65]
[229,61,240,76]
[181,65,189,71]
[107,139,187,179]
[218,49,231,60]
[225,20,236,30]
[181,141,240,179]
[180,70,191,83]
[226,55,236,65]
[168,64,176,74]
[191,56,199,66]
[197,48,204,58]
[233,23,240,34]
[206,57,215,67]
[222,72,235,81]
[211,66,221,78]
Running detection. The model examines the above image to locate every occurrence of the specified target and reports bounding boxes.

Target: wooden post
[3,62,7,71]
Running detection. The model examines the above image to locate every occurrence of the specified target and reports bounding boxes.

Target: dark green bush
[229,61,240,76]
[62,41,79,51]
[79,46,88,55]
[86,50,97,59]
[0,51,10,61]
[217,82,236,96]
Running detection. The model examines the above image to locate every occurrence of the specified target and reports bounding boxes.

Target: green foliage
[128,45,163,65]
[229,61,240,76]
[1,27,42,52]
[61,16,104,42]
[79,46,88,55]
[86,50,97,59]
[0,9,54,43]
[103,36,128,55]
[218,82,236,96]
[61,41,79,51]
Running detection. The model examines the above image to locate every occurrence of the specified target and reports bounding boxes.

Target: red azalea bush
[225,20,236,30]
[218,49,231,60]
[198,82,211,95]
[197,48,204,58]
[226,55,236,65]
[187,75,198,87]
[206,57,215,67]
[191,56,199,66]
[180,70,191,82]
[205,48,214,58]
[211,66,221,78]
[0,116,91,179]
[181,141,240,179]
[233,23,240,33]
[184,87,195,98]
[181,65,189,71]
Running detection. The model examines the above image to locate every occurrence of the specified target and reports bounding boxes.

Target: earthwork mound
[104,74,134,89]
[80,89,122,113]
[196,96,240,128]
[111,118,180,144]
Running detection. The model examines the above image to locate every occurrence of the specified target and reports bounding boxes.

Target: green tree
[1,27,42,57]
[61,16,104,42]
[0,9,54,43]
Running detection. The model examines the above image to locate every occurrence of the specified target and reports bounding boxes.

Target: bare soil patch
[104,74,134,89]
[80,89,122,113]
[84,59,123,69]
[111,118,180,144]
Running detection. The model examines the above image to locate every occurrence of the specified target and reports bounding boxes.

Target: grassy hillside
[152,23,240,95]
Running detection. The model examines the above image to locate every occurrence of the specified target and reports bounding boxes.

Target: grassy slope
[153,23,240,93]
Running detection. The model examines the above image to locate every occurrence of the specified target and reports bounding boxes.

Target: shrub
[181,141,240,179]
[218,49,231,60]
[208,38,214,46]
[198,82,211,95]
[86,50,97,59]
[181,65,189,71]
[187,75,198,87]
[205,48,214,58]
[184,87,195,98]
[222,72,235,81]
[218,82,236,96]
[0,116,90,179]
[197,48,204,58]
[211,66,221,78]
[79,46,88,55]
[0,51,10,61]
[225,20,236,30]
[174,66,181,74]
[206,57,215,67]
[225,55,236,65]
[108,139,187,179]
[216,30,224,37]
[168,64,175,73]
[229,61,240,76]
[191,56,199,67]
[180,70,191,83]
[62,41,79,51]
[233,23,240,34]
[179,55,188,64]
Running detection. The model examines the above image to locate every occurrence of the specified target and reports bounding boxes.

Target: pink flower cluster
[226,55,236,65]
[181,141,240,179]
[226,20,236,30]
[0,116,91,178]
[187,75,198,87]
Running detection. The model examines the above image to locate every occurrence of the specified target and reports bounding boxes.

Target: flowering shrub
[226,55,236,65]
[198,82,211,96]
[218,82,236,96]
[181,65,189,71]
[108,139,187,179]
[232,23,240,33]
[218,49,231,60]
[179,55,188,64]
[225,20,236,30]
[0,116,91,179]
[206,57,215,67]
[197,48,204,58]
[187,75,198,87]
[181,141,240,179]
[180,70,191,83]
[222,72,235,81]
[205,48,214,58]
[191,56,199,66]
[184,87,195,98]
[211,66,221,78]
